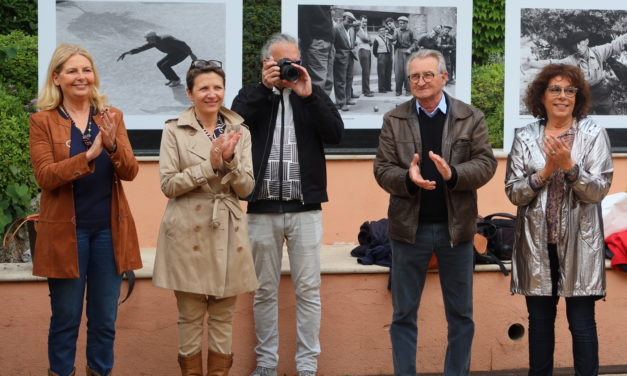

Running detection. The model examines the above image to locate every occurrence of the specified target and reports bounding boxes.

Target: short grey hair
[261,33,299,60]
[406,49,447,75]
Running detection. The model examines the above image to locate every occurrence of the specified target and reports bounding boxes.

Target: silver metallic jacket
[505,118,613,297]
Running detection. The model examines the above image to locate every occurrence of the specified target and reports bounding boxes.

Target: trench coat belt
[208,192,242,228]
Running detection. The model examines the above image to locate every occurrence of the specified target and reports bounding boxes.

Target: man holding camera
[231,33,344,376]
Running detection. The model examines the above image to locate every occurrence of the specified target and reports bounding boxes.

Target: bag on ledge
[474,213,517,276]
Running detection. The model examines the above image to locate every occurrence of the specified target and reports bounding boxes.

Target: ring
[214,147,221,153]
[550,151,556,155]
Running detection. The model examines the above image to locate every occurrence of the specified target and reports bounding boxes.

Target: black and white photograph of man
[520,8,627,115]
[40,0,240,130]
[286,2,473,130]
[503,0,627,151]
[117,31,198,88]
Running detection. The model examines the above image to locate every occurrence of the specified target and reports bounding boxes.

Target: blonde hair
[37,44,108,112]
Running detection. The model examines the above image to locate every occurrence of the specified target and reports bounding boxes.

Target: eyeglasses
[190,59,222,69]
[408,72,438,83]
[546,85,578,98]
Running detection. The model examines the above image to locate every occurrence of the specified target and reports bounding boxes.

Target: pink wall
[126,156,627,247]
[2,271,627,375]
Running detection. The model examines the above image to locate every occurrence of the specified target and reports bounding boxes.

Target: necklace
[61,105,93,147]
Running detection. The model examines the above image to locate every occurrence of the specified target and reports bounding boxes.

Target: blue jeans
[390,222,474,376]
[48,227,122,376]
[525,245,599,376]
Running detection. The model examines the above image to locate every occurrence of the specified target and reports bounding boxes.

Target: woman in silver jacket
[505,64,613,376]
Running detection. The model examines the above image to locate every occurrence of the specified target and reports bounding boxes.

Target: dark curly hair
[523,64,591,120]
[186,64,225,91]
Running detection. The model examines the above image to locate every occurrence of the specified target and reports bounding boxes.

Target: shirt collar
[415,93,447,118]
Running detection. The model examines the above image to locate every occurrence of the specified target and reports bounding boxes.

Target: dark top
[298,5,334,43]
[61,108,113,228]
[231,83,344,212]
[416,108,448,222]
[130,35,193,56]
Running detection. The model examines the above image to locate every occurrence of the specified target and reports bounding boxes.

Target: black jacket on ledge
[231,83,344,207]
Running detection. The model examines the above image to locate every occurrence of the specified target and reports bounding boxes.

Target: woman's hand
[543,135,575,172]
[85,132,104,161]
[99,109,118,153]
[221,130,242,162]
[210,136,224,170]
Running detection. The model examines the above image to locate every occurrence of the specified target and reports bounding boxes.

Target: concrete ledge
[4,244,616,282]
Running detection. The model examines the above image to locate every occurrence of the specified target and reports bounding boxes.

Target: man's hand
[428,151,452,181]
[116,52,127,62]
[261,57,281,89]
[283,63,312,98]
[408,153,436,190]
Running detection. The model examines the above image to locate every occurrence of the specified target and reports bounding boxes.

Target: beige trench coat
[152,106,258,297]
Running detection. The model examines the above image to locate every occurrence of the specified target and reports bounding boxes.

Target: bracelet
[565,164,579,180]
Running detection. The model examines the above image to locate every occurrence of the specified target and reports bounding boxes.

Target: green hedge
[0,86,38,234]
[0,30,38,104]
[471,62,504,148]
[0,0,37,35]
[242,0,281,85]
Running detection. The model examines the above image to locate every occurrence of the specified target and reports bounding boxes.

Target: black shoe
[340,105,349,111]
[164,80,173,86]
[168,80,181,87]
[347,100,357,105]
[395,92,401,96]
[365,92,374,97]
[351,94,360,99]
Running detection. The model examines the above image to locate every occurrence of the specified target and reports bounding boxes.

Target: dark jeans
[525,244,599,376]
[390,222,474,376]
[48,227,122,376]
[157,52,188,81]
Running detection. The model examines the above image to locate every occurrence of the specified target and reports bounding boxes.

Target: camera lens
[281,65,300,82]
[278,59,300,82]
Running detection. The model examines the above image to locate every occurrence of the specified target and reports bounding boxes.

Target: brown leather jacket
[374,94,497,245]
[29,107,142,278]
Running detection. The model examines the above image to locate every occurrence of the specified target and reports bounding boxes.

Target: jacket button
[194,225,201,232]
[237,246,244,252]
[195,205,202,211]
[192,245,200,251]
[73,171,80,176]
[114,162,121,167]
[234,226,239,232]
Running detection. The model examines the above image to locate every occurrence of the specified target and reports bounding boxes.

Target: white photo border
[504,0,627,151]
[282,0,473,130]
[38,0,243,130]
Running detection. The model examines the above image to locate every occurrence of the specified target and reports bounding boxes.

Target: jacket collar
[176,106,245,131]
[389,91,471,121]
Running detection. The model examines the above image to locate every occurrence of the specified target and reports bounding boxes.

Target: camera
[277,58,300,82]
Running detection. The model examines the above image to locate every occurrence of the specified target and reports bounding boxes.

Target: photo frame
[504,0,627,151]
[39,0,243,139]
[282,0,473,152]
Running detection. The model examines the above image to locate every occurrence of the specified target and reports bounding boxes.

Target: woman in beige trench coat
[152,60,258,376]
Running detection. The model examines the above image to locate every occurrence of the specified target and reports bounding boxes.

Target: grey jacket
[505,118,613,297]
[374,94,497,245]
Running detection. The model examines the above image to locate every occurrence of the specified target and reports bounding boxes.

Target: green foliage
[0,30,38,104]
[0,86,38,234]
[242,0,281,85]
[472,0,505,65]
[0,0,37,35]
[471,63,504,148]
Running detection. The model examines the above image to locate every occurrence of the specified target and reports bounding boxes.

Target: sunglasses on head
[190,59,222,69]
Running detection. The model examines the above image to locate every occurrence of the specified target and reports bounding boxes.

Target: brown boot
[48,368,75,376]
[206,350,233,376]
[86,365,111,376]
[178,351,203,376]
